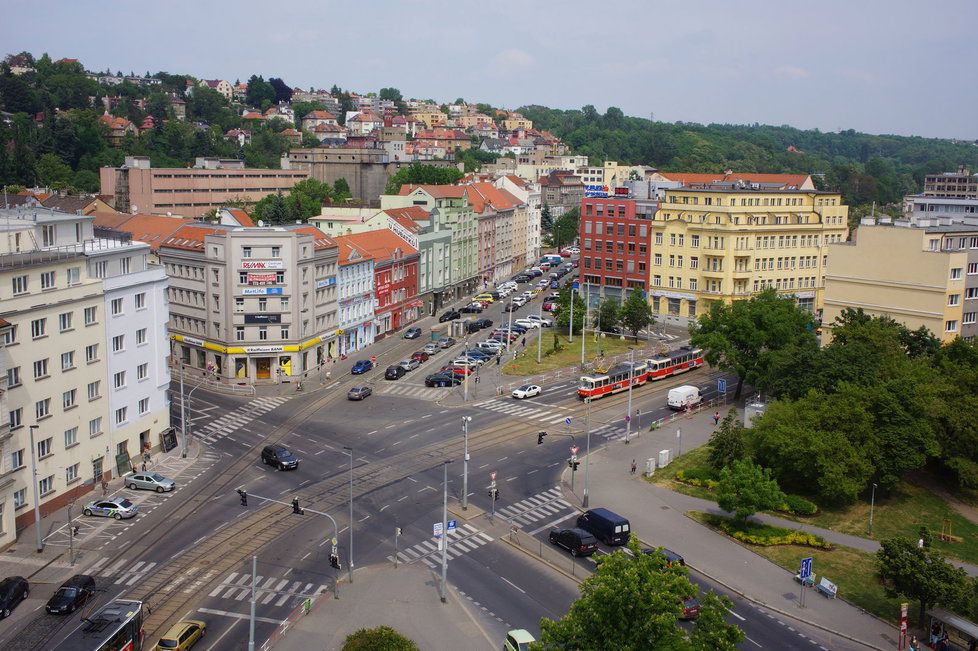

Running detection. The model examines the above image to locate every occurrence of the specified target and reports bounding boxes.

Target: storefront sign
[316,276,337,288]
[244,314,282,324]
[241,260,285,270]
[242,287,284,295]
[247,272,278,285]
[243,345,285,354]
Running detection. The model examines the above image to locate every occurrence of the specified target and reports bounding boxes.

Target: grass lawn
[779,481,978,565]
[501,332,651,376]
[645,445,716,501]
[688,511,904,623]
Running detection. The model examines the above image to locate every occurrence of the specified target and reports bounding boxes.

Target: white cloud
[487,49,536,77]
[773,65,810,79]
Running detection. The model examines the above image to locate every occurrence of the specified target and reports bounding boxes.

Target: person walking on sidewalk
[630,459,637,475]
[713,411,721,425]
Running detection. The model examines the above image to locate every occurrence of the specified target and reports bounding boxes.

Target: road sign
[625,415,631,423]
[490,471,497,481]
[800,556,813,580]
[572,281,580,290]
[718,378,727,393]
[433,522,443,538]
[447,519,457,533]
[370,355,377,364]
[564,417,572,425]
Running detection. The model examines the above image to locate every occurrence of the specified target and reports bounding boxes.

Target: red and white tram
[577,346,704,400]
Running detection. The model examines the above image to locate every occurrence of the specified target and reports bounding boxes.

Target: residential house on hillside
[339,230,420,336]
[225,128,252,147]
[415,128,472,152]
[347,112,385,136]
[99,114,137,146]
[301,110,338,132]
[199,79,233,101]
[540,171,585,217]
[391,115,423,137]
[502,113,532,131]
[311,122,348,145]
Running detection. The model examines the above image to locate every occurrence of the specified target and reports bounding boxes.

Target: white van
[667,385,701,410]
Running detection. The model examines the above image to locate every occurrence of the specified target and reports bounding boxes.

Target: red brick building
[342,230,421,335]
[578,196,657,302]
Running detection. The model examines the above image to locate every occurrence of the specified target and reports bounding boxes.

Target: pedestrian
[141,460,147,472]
[495,355,501,366]
[522,337,527,347]
[713,411,721,425]
[968,636,976,651]
[630,459,637,475]
[908,635,918,651]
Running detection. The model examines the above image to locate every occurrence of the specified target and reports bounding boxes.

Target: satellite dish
[258,219,265,227]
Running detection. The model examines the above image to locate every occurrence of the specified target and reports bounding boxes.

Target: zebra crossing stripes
[85,557,159,586]
[496,487,574,527]
[207,571,328,606]
[387,523,493,569]
[195,396,290,443]
[380,383,450,401]
[473,398,570,424]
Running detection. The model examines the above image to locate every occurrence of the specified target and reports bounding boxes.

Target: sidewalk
[564,409,901,651]
[272,563,495,651]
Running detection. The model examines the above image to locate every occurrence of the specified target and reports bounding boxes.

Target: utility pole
[583,397,592,508]
[869,482,877,537]
[179,366,187,458]
[440,460,452,603]
[28,425,42,553]
[537,306,543,363]
[461,417,472,510]
[568,287,574,343]
[624,348,634,444]
[248,555,257,651]
[67,500,75,566]
[581,284,588,366]
[507,303,514,353]
[463,334,469,402]
[343,446,354,583]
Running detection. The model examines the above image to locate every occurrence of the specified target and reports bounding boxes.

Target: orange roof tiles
[291,226,337,251]
[397,184,466,199]
[161,224,227,252]
[304,110,336,120]
[225,208,255,227]
[340,229,418,263]
[464,183,521,213]
[120,214,194,251]
[92,211,135,230]
[332,235,375,266]
[659,172,811,188]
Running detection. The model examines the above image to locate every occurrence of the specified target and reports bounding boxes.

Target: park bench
[816,577,838,599]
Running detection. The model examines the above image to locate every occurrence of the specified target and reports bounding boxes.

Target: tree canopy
[620,289,655,342]
[716,458,786,522]
[383,164,464,195]
[342,625,418,651]
[554,286,585,335]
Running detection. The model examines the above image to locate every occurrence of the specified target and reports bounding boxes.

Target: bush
[731,530,832,549]
[676,469,718,490]
[780,494,819,516]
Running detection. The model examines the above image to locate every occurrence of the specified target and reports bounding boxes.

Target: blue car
[351,359,374,375]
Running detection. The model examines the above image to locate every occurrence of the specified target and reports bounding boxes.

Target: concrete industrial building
[924,166,978,199]
[0,207,170,546]
[160,224,339,384]
[823,220,978,343]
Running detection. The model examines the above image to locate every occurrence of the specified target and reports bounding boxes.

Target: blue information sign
[571,281,580,290]
[718,378,727,393]
[800,556,813,580]
[447,519,457,533]
[564,417,572,425]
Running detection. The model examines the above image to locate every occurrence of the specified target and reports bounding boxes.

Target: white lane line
[745,636,762,647]
[407,477,419,482]
[527,513,577,536]
[379,505,390,512]
[197,607,283,625]
[501,577,526,594]
[726,607,746,622]
[366,430,378,436]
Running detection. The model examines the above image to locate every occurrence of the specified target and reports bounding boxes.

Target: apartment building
[160,224,339,384]
[385,206,453,315]
[495,175,542,266]
[904,194,978,227]
[0,207,170,546]
[924,166,978,199]
[823,221,978,342]
[100,156,308,219]
[465,183,524,283]
[339,230,421,336]
[332,236,376,355]
[579,188,849,319]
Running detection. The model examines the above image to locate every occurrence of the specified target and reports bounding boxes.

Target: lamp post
[568,287,574,343]
[440,460,453,603]
[28,425,42,553]
[180,364,215,458]
[582,397,592,508]
[461,417,472,510]
[342,446,354,583]
[624,348,634,444]
[537,305,543,363]
[869,482,877,537]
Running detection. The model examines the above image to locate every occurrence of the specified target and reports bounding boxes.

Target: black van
[576,507,630,545]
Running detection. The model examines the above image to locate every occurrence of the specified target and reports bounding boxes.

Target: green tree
[716,458,785,522]
[384,164,464,194]
[536,539,743,650]
[342,625,418,651]
[598,298,620,333]
[554,287,585,335]
[620,289,654,342]
[245,75,276,108]
[549,206,579,250]
[36,152,73,186]
[540,204,554,233]
[72,169,100,192]
[707,409,748,470]
[268,77,292,104]
[690,289,816,399]
[333,177,351,201]
[876,536,972,627]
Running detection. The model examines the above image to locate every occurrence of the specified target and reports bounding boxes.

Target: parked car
[681,597,701,620]
[503,302,519,312]
[462,349,492,361]
[504,629,536,651]
[473,294,495,303]
[477,341,503,353]
[549,281,560,289]
[465,321,483,334]
[527,315,553,327]
[46,574,95,615]
[0,577,29,619]
[422,342,439,355]
[156,619,207,651]
[474,318,493,329]
[385,365,406,380]
[403,327,422,339]
[398,358,420,372]
[126,472,175,493]
[83,497,138,520]
[576,507,630,546]
[260,445,299,470]
[347,385,372,401]
[425,372,462,387]
[460,303,484,314]
[441,365,473,376]
[511,296,527,307]
[512,274,531,283]
[438,310,461,323]
[437,337,456,349]
[451,358,482,368]
[411,350,430,363]
[542,301,556,312]
[514,318,540,329]
[351,359,373,375]
[548,528,598,556]
[512,384,542,399]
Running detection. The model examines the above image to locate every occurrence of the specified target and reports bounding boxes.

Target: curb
[498,534,584,586]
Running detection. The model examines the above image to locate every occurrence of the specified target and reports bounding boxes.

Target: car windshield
[151,473,165,482]
[158,638,179,649]
[518,385,531,391]
[58,587,78,597]
[119,499,134,508]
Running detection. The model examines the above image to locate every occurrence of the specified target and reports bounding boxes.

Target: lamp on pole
[869,482,878,537]
[461,416,472,510]
[581,284,588,366]
[582,397,592,508]
[624,348,634,444]
[341,447,355,583]
[537,305,543,363]
[568,286,574,343]
[440,460,453,603]
[28,425,43,553]
[180,363,215,458]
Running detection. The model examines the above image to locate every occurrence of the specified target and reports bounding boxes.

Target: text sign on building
[316,276,337,289]
[244,314,282,325]
[247,272,278,285]
[242,287,284,296]
[180,336,205,347]
[584,184,609,198]
[241,260,285,270]
[243,345,285,354]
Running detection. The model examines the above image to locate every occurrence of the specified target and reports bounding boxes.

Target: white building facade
[333,237,376,355]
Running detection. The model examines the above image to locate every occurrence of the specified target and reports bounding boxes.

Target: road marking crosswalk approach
[496,487,575,529]
[194,396,290,444]
[380,383,452,401]
[473,398,572,424]
[387,523,493,569]
[206,571,329,606]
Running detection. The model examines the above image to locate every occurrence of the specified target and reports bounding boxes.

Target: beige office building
[823,221,978,342]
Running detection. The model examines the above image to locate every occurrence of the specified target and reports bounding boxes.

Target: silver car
[398,358,421,371]
[82,498,138,520]
[422,342,439,355]
[126,472,175,493]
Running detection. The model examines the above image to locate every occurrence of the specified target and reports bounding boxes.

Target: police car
[82,497,138,520]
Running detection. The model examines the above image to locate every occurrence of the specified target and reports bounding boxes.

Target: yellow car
[156,619,206,650]
[473,294,495,303]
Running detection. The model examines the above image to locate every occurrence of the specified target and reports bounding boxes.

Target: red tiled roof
[291,226,337,251]
[314,123,345,133]
[659,172,811,188]
[160,224,227,252]
[464,183,521,214]
[340,229,418,263]
[279,128,300,136]
[304,110,336,120]
[397,184,466,199]
[225,208,255,227]
[242,111,264,120]
[332,235,375,265]
[505,174,528,188]
[119,214,194,252]
[100,114,133,130]
[92,211,134,230]
[0,317,10,328]
[383,206,429,227]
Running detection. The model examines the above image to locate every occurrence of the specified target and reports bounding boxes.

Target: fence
[261,588,327,650]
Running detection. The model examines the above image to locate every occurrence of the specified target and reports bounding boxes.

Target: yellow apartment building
[646,188,849,318]
[823,221,978,342]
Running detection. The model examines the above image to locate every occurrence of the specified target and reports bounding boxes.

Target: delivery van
[541,254,563,266]
[667,385,701,410]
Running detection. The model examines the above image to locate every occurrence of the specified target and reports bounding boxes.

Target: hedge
[731,530,833,550]
[675,470,718,490]
[779,494,819,516]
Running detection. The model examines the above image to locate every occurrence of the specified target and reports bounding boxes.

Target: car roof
[162,619,206,637]
[507,629,536,643]
[63,574,95,588]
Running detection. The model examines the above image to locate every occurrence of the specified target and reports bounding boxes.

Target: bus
[578,346,704,400]
[52,599,145,651]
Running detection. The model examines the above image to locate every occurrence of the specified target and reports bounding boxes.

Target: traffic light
[489,488,499,502]
[291,498,304,515]
[537,431,547,445]
[329,554,340,570]
[568,459,580,471]
[236,489,247,506]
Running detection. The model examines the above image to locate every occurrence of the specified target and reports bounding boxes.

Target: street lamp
[624,348,634,444]
[342,446,354,583]
[582,397,592,508]
[179,363,216,458]
[28,425,43,553]
[461,417,472,510]
[869,482,878,537]
[440,460,453,603]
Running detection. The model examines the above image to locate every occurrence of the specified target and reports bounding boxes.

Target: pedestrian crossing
[380,383,452,401]
[206,571,329,606]
[194,396,290,443]
[86,557,161,587]
[473,397,572,424]
[496,487,576,530]
[387,522,493,569]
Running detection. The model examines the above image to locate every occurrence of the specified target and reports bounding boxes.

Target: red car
[680,597,701,620]
[560,250,572,257]
[411,351,430,363]
[543,301,556,312]
[441,365,473,376]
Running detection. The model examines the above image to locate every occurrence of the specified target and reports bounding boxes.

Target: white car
[527,315,553,327]
[479,341,504,351]
[512,384,542,399]
[452,357,483,367]
[511,296,527,306]
[521,291,535,299]
[515,318,540,329]
[566,247,580,254]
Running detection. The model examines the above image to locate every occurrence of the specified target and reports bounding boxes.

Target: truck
[667,385,701,410]
[541,254,563,266]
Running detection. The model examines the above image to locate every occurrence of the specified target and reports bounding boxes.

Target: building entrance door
[256,358,271,379]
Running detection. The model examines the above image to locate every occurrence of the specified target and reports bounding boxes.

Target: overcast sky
[4,0,976,139]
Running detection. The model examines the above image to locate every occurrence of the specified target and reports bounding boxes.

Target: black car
[549,528,598,557]
[425,372,462,387]
[475,318,493,329]
[513,274,530,283]
[439,310,461,323]
[403,327,422,339]
[46,575,95,615]
[261,445,299,470]
[460,303,483,314]
[384,365,406,380]
[0,576,28,618]
[503,302,519,312]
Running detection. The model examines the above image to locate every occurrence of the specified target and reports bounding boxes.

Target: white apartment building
[0,207,170,547]
[333,236,376,355]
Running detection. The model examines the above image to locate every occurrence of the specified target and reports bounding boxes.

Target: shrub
[780,494,819,516]
[675,469,718,490]
[731,530,832,550]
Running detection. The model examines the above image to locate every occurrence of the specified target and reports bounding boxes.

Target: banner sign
[241,260,284,270]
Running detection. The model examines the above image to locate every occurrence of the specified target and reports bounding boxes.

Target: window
[258,327,268,341]
[138,398,150,415]
[946,320,958,333]
[258,298,267,311]
[64,427,78,448]
[235,298,244,312]
[61,351,75,371]
[111,298,124,315]
[121,257,131,274]
[9,408,22,429]
[84,306,97,325]
[39,475,54,496]
[137,363,148,380]
[11,449,24,469]
[242,246,252,258]
[42,224,55,246]
[115,407,128,425]
[59,312,73,332]
[271,246,280,257]
[35,398,51,420]
[654,254,662,266]
[135,292,146,309]
[11,275,28,295]
[40,271,55,289]
[235,326,245,341]
[31,318,46,339]
[33,358,49,379]
[87,381,100,400]
[94,260,107,279]
[281,327,290,339]
[6,366,20,387]
[66,463,79,483]
[949,294,961,306]
[85,344,98,363]
[89,417,102,437]
[67,267,80,286]
[37,435,53,459]
[281,297,289,310]
[113,371,126,389]
[63,388,77,409]
[136,328,147,345]
[969,263,978,275]
[655,233,663,245]
[13,489,26,509]
[963,312,977,325]
[112,335,124,352]
[951,268,963,280]
[966,287,978,300]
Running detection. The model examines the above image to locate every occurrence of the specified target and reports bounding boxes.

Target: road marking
[385,424,396,429]
[478,464,489,469]
[419,486,435,493]
[409,434,418,439]
[497,456,508,462]
[527,512,577,536]
[745,636,762,647]
[407,476,418,482]
[726,607,746,621]
[397,496,408,502]
[421,414,432,419]
[380,505,390,512]
[197,607,283,625]
[527,469,538,474]
[315,450,326,455]
[366,430,378,436]
[392,440,403,446]
[506,476,518,482]
[501,577,526,594]
[358,515,371,522]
